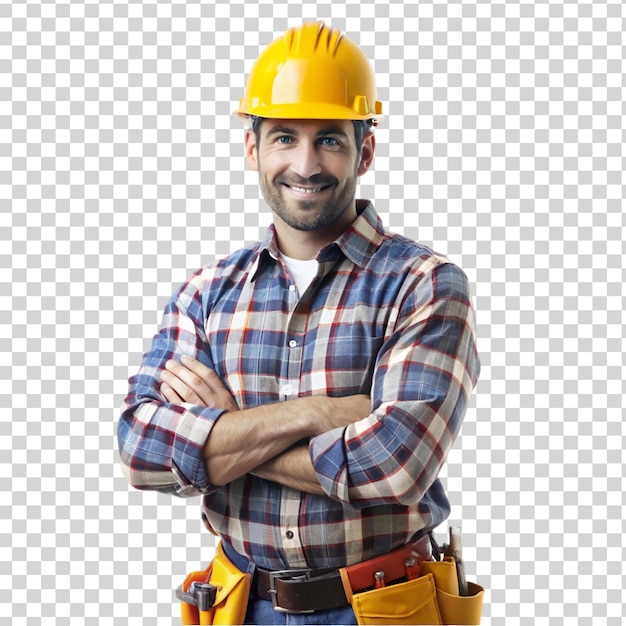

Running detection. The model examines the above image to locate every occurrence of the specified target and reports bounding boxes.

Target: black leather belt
[255,566,348,614]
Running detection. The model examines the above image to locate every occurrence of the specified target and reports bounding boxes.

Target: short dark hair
[353,119,374,148]
[250,117,373,148]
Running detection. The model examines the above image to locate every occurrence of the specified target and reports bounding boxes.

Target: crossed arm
[160,355,370,493]
[119,261,478,505]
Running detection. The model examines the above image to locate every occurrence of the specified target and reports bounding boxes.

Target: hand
[160,355,239,412]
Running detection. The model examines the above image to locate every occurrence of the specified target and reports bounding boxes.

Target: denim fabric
[245,598,357,625]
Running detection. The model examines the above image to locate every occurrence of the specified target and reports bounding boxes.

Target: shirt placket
[278,278,309,564]
[275,255,339,564]
[278,275,301,401]
[279,258,327,400]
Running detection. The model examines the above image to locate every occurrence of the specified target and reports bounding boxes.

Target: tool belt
[177,529,484,625]
[252,540,421,614]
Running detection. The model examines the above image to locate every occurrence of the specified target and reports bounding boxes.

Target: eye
[276,135,294,144]
[319,137,340,146]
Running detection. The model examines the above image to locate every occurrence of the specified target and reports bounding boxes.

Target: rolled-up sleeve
[309,261,479,508]
[117,268,227,497]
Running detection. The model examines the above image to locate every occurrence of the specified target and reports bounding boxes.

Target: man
[118,22,479,624]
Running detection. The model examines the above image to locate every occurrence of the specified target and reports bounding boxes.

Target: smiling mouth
[283,183,333,195]
[290,185,326,194]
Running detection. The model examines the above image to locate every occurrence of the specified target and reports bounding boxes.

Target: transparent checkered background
[2,0,624,624]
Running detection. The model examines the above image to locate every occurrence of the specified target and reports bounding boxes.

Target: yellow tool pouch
[177,542,251,625]
[420,557,484,625]
[343,557,484,625]
[350,573,442,625]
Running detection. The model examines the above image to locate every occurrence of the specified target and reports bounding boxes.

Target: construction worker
[117,22,480,625]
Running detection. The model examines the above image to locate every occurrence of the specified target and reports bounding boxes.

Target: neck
[273,203,358,260]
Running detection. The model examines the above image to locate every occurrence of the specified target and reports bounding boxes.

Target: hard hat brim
[234,102,380,123]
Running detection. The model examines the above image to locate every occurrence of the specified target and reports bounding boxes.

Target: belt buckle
[268,569,316,614]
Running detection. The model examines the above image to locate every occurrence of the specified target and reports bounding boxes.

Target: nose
[290,140,322,179]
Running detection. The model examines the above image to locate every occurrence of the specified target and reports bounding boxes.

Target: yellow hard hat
[236,22,383,123]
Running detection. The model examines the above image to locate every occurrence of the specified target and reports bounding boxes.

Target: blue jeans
[245,598,357,625]
[222,542,357,625]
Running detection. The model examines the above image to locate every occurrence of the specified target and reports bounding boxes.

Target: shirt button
[289,284,296,292]
[286,530,294,539]
[288,339,297,348]
[280,384,294,397]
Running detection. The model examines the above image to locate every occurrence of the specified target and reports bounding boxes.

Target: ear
[357,132,375,176]
[244,129,259,171]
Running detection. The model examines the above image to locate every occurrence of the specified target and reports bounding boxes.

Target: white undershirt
[280,253,318,296]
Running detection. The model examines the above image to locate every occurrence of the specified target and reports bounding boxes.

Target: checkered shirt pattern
[118,202,479,570]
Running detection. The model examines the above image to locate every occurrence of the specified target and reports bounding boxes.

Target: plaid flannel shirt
[117,201,479,570]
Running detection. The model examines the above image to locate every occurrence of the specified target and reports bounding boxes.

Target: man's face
[245,119,374,235]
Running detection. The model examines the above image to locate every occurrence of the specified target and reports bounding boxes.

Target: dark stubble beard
[258,167,359,233]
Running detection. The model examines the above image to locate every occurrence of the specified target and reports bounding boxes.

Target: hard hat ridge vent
[285,21,344,58]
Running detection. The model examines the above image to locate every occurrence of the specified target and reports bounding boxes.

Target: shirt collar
[330,200,385,268]
[251,200,385,281]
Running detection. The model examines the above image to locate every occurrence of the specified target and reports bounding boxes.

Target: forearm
[252,445,325,495]
[203,398,315,485]
[159,354,371,487]
[204,397,329,485]
[203,393,370,486]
